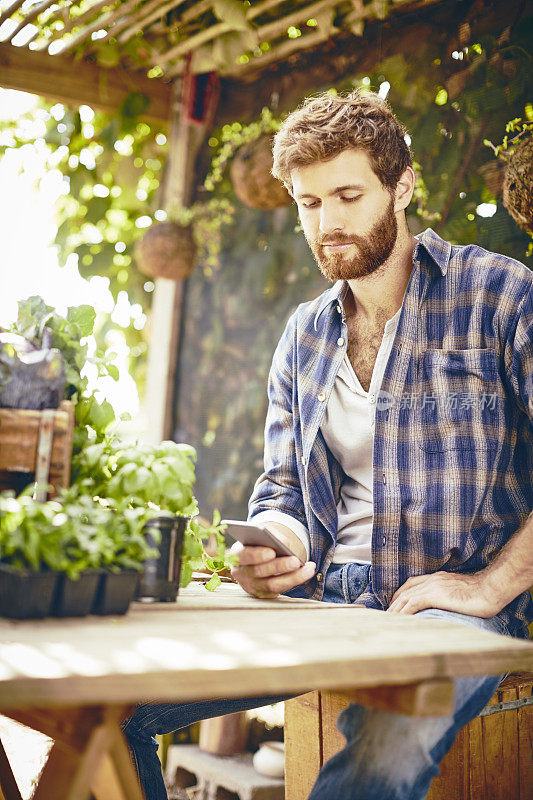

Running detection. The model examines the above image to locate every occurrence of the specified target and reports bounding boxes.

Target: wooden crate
[0,400,75,498]
[285,673,533,800]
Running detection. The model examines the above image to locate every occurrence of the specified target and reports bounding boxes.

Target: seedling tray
[0,564,57,619]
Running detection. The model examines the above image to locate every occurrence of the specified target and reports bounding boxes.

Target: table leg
[0,705,143,800]
[92,727,145,800]
[0,737,22,800]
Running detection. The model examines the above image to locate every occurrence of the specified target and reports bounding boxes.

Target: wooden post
[143,73,218,444]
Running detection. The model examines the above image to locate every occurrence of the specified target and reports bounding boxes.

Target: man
[124,90,533,800]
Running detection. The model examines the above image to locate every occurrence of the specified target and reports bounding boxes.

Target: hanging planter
[230,133,292,210]
[502,134,533,235]
[134,221,196,281]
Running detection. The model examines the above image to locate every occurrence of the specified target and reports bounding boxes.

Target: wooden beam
[332,678,455,717]
[143,74,216,444]
[0,44,172,125]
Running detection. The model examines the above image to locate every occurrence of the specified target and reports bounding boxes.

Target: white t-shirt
[253,306,402,563]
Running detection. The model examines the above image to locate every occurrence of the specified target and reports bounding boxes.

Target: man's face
[291,149,399,282]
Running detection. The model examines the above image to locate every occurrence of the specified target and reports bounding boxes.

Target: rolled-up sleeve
[247,309,310,546]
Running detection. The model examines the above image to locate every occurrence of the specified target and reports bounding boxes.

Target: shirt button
[337,337,344,347]
[317,392,326,402]
[336,305,342,313]
[316,572,323,582]
[382,537,386,545]
[369,394,375,404]
[301,456,306,465]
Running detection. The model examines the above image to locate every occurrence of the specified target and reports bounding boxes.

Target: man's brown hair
[271,89,412,194]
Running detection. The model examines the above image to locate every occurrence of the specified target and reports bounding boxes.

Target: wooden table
[0,581,532,800]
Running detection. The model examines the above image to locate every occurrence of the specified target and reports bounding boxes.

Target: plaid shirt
[248,228,533,638]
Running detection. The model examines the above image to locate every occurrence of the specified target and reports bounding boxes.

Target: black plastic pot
[136,515,189,602]
[92,569,139,615]
[0,564,57,619]
[51,570,100,617]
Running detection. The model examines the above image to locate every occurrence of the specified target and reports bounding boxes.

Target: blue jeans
[123,564,511,800]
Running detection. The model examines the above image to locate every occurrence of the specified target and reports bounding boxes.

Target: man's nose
[319,203,343,235]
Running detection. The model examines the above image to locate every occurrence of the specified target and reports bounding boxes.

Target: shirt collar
[414,228,451,276]
[313,280,350,330]
[312,228,450,331]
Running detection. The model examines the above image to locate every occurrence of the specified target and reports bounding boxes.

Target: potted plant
[0,298,233,619]
[70,436,231,597]
[205,106,292,210]
[484,118,533,235]
[0,490,159,618]
[0,493,62,619]
[133,220,197,281]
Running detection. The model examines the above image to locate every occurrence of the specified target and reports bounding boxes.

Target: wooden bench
[285,672,533,800]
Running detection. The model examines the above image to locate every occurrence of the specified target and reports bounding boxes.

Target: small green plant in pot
[0,491,159,618]
[71,436,232,597]
[2,297,233,615]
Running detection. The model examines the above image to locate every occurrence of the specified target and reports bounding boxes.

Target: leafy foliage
[0,491,158,578]
[2,298,232,585]
[11,296,118,451]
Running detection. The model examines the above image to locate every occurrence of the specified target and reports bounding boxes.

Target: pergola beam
[0,44,172,125]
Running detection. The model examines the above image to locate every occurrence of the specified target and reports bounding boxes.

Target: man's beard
[307,196,398,282]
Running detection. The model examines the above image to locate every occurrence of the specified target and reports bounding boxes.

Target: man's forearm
[481,510,533,612]
[263,521,308,564]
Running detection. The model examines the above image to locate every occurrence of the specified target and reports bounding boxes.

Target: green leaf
[180,561,193,588]
[67,305,96,338]
[88,398,115,432]
[205,573,221,591]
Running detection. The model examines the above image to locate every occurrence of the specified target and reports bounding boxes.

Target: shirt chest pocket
[418,349,501,452]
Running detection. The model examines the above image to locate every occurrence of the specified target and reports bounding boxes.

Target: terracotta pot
[230,134,292,210]
[134,222,196,280]
[502,135,533,235]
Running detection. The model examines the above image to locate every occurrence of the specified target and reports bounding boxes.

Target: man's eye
[300,201,319,209]
[341,196,361,203]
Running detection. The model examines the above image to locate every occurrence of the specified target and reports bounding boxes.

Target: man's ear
[394,166,415,213]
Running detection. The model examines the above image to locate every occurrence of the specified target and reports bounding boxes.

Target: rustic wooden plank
[333,678,454,717]
[144,75,215,443]
[0,401,74,498]
[284,693,321,800]
[32,717,113,800]
[91,725,144,800]
[427,723,469,800]
[1,0,57,44]
[55,400,75,491]
[518,679,533,799]
[0,590,531,708]
[481,683,519,799]
[0,44,171,125]
[91,753,125,800]
[320,691,347,767]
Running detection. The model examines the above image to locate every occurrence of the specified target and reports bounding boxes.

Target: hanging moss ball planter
[502,135,533,235]
[134,222,197,281]
[230,134,292,211]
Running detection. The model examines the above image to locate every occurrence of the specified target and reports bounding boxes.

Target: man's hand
[386,571,502,617]
[230,542,316,599]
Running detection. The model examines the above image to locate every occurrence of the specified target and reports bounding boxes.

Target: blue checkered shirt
[248,228,533,638]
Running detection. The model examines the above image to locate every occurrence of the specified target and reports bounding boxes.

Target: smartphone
[221,519,304,564]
